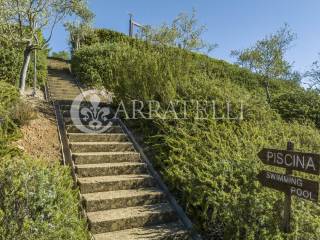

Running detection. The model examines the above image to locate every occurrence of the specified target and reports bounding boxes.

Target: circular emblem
[70,90,113,133]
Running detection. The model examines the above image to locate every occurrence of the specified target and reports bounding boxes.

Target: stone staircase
[47,58,82,101]
[47,59,195,239]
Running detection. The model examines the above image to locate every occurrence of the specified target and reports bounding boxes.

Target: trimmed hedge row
[75,29,299,95]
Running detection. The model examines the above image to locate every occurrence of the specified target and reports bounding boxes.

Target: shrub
[10,100,38,127]
[0,35,47,88]
[74,28,300,97]
[0,153,88,240]
[272,89,320,127]
[0,81,20,110]
[0,81,21,142]
[0,82,88,240]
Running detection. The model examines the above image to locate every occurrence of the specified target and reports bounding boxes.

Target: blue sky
[48,0,320,73]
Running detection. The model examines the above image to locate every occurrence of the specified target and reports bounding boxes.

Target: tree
[64,2,94,53]
[51,50,70,60]
[231,24,297,103]
[138,8,217,53]
[0,0,91,94]
[305,54,320,91]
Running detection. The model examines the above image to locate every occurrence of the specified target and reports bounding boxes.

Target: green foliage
[71,31,320,239]
[137,8,217,53]
[0,80,20,110]
[0,40,48,87]
[0,0,90,92]
[51,51,70,60]
[65,0,94,53]
[10,100,38,127]
[74,28,138,50]
[272,89,320,128]
[0,81,88,240]
[231,24,297,81]
[305,54,320,90]
[0,81,21,143]
[0,154,88,240]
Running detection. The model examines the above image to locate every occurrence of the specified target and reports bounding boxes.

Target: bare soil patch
[14,97,61,163]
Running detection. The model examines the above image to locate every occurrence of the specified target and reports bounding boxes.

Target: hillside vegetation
[72,29,320,240]
[0,33,48,88]
[0,81,88,239]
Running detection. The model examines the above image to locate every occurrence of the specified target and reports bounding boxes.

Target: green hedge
[75,29,299,98]
[71,32,320,239]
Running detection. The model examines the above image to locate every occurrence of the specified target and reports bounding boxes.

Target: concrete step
[63,117,117,125]
[73,152,141,165]
[65,125,123,133]
[50,90,81,96]
[50,92,80,98]
[60,103,111,111]
[87,203,177,234]
[48,83,78,88]
[50,94,79,99]
[48,83,79,87]
[93,222,190,240]
[82,188,166,212]
[54,100,74,106]
[50,93,79,98]
[49,89,79,94]
[48,82,79,88]
[78,174,155,193]
[75,162,147,177]
[59,104,72,111]
[68,133,128,142]
[48,83,79,88]
[70,142,134,153]
[51,96,78,100]
[62,110,114,119]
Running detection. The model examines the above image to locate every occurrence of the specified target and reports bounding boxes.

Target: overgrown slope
[0,81,88,240]
[71,29,320,240]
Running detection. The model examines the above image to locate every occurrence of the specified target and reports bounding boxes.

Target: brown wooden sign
[258,148,320,175]
[257,170,319,202]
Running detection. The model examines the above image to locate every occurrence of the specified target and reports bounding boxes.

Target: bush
[0,82,88,240]
[272,89,320,127]
[74,28,300,97]
[0,81,21,142]
[0,34,48,88]
[0,153,88,240]
[71,31,320,239]
[10,100,38,127]
[0,81,20,110]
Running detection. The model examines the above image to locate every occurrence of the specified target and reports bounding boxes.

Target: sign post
[257,141,320,233]
[283,141,293,233]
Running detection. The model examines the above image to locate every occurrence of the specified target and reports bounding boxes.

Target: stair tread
[70,141,132,145]
[87,203,173,223]
[76,162,144,168]
[73,152,139,156]
[78,174,152,184]
[83,188,164,202]
[66,124,121,126]
[68,133,126,136]
[93,222,188,240]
